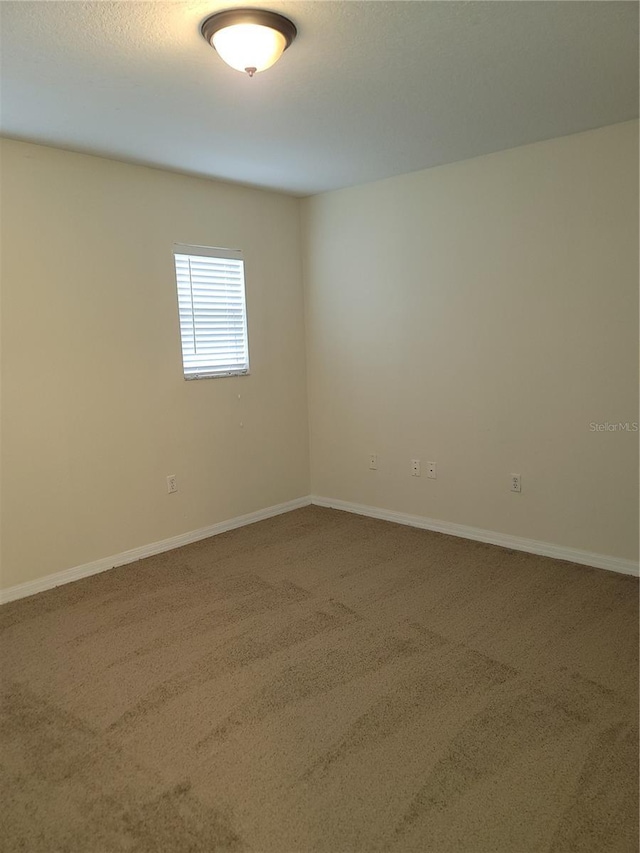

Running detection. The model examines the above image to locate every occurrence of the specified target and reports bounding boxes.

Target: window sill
[184,370,250,381]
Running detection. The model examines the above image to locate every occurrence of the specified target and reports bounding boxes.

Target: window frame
[172,243,251,381]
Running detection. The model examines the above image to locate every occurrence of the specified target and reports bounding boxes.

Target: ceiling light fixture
[201,8,297,77]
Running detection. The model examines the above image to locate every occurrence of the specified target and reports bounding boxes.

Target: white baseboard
[311,496,639,577]
[3,493,636,604]
[0,496,312,605]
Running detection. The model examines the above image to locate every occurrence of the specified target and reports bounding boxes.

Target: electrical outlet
[411,459,421,477]
[510,473,521,493]
[167,474,178,494]
[427,461,437,479]
[369,453,378,470]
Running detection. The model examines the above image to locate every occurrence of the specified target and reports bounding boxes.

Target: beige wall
[2,122,638,593]
[303,121,639,561]
[0,140,309,589]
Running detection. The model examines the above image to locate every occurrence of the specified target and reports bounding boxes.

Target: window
[173,244,250,379]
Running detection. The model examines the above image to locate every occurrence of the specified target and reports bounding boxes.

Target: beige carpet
[1,506,638,852]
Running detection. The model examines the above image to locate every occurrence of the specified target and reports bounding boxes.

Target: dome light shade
[213,24,286,74]
[201,9,297,77]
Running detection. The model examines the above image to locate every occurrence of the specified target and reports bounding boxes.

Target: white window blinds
[173,245,250,379]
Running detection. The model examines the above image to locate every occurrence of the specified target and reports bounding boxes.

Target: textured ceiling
[1,1,637,195]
